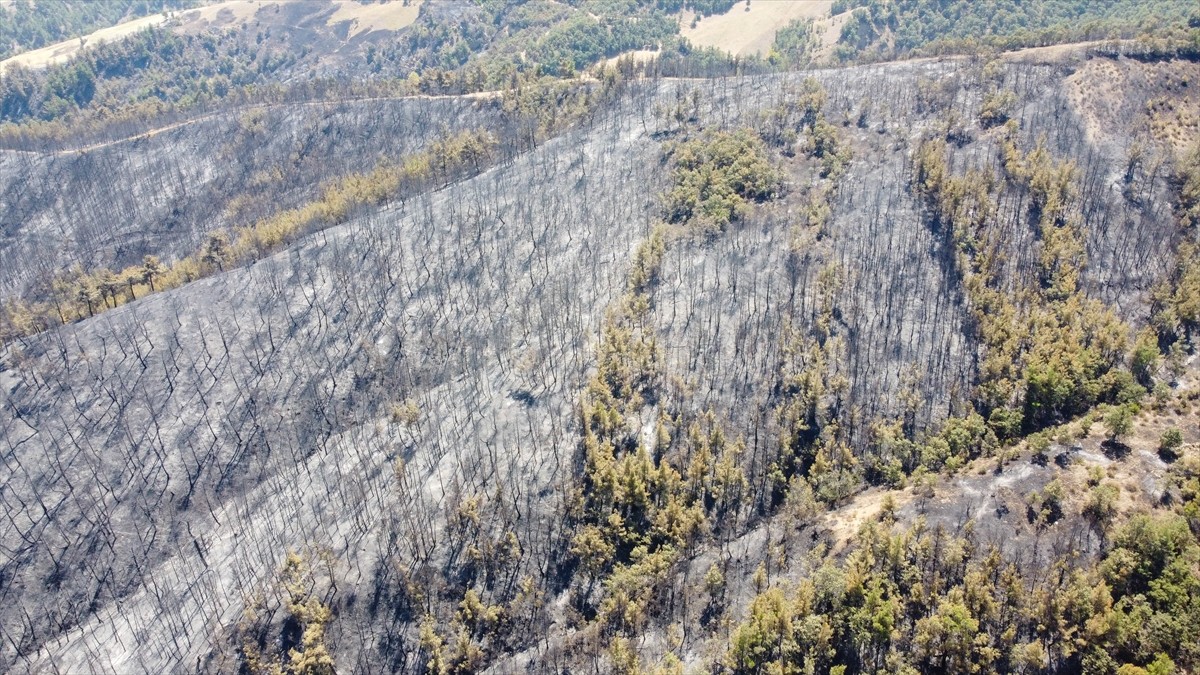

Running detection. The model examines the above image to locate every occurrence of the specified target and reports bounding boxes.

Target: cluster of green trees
[529,13,677,76]
[725,507,1200,674]
[0,26,296,127]
[0,0,198,60]
[832,0,1200,60]
[239,550,337,675]
[912,127,1139,443]
[1154,236,1198,344]
[498,68,626,145]
[979,88,1017,128]
[864,412,996,487]
[769,19,820,67]
[417,586,510,674]
[769,318,862,509]
[662,129,784,233]
[570,224,698,626]
[833,1,897,61]
[568,256,748,660]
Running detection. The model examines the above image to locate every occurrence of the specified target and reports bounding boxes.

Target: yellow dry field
[816,10,848,58]
[603,48,661,68]
[174,0,279,31]
[680,0,833,57]
[0,13,168,72]
[1000,39,1105,64]
[327,0,422,38]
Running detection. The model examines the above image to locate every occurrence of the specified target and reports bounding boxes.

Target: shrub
[1104,405,1134,443]
[1160,427,1184,459]
[979,89,1017,128]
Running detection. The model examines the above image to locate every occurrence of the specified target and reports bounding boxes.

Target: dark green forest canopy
[0,27,294,125]
[0,0,200,61]
[835,0,1200,57]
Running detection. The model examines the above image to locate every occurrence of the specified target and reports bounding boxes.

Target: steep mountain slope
[1,83,658,672]
[1,48,1197,673]
[0,94,503,295]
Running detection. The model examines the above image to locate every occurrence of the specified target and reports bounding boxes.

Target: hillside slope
[0,94,502,296]
[1,49,1198,673]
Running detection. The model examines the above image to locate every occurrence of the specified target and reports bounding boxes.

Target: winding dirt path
[0,90,502,157]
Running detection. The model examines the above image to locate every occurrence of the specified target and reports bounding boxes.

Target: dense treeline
[0,0,198,60]
[833,0,1200,60]
[3,0,1199,136]
[725,504,1200,674]
[0,26,296,127]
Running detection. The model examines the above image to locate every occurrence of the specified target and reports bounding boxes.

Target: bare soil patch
[326,0,422,38]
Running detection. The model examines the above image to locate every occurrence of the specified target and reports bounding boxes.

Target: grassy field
[0,0,425,73]
[680,0,833,57]
[174,0,275,29]
[326,0,422,38]
[1066,55,1200,155]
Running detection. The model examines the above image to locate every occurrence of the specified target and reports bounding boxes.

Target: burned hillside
[1,45,1199,674]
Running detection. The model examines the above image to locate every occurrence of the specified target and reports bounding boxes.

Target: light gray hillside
[2,107,660,671]
[0,54,1189,672]
[0,95,504,296]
